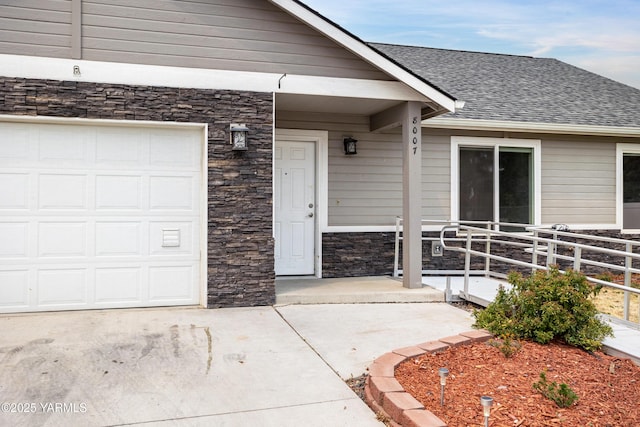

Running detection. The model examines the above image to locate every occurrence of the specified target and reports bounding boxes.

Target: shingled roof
[370,42,640,128]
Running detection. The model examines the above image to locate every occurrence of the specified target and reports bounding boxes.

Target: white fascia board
[279,74,428,102]
[0,113,207,130]
[267,0,458,113]
[539,223,619,231]
[322,225,445,233]
[423,117,640,137]
[322,223,621,233]
[0,54,427,103]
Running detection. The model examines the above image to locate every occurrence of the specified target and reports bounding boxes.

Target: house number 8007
[412,117,418,155]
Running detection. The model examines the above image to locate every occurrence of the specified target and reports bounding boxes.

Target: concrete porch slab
[276,276,444,305]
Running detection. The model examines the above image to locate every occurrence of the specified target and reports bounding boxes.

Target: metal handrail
[393,218,533,276]
[439,222,640,325]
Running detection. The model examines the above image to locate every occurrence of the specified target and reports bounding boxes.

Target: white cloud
[571,55,640,89]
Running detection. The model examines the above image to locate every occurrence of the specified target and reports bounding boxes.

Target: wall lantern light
[230,123,249,151]
[480,396,494,427]
[438,368,449,406]
[343,136,358,155]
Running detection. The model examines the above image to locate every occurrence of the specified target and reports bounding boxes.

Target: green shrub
[532,371,579,408]
[473,266,613,352]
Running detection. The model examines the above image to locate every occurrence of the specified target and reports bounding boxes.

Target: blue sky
[302,0,640,89]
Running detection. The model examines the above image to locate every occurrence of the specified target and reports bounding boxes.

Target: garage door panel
[38,174,87,210]
[37,268,87,306]
[0,124,29,163]
[96,128,145,167]
[95,267,142,303]
[0,270,29,307]
[95,175,141,210]
[149,265,195,302]
[0,121,203,313]
[0,173,29,209]
[150,131,199,169]
[38,126,88,164]
[0,222,28,257]
[149,176,196,210]
[38,222,87,258]
[95,222,141,257]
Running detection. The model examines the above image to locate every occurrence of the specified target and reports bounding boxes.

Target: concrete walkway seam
[271,306,347,379]
[364,329,493,427]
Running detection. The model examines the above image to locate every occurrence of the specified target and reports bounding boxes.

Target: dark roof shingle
[370,42,640,128]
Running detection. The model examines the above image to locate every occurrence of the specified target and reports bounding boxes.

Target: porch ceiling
[276,92,406,117]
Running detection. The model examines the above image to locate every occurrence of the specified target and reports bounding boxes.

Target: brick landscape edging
[364,330,493,427]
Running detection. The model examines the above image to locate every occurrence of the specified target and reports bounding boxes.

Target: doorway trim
[617,143,640,233]
[275,129,328,277]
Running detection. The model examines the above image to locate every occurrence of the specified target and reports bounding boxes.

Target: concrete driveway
[0,303,473,426]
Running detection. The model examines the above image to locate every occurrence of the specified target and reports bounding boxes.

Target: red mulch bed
[395,340,640,426]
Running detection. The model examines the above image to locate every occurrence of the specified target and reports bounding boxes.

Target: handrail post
[548,232,557,267]
[393,217,401,278]
[532,229,539,274]
[573,246,581,272]
[484,223,491,277]
[624,242,631,321]
[464,231,472,298]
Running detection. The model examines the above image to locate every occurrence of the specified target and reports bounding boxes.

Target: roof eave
[422,117,640,137]
[267,0,459,113]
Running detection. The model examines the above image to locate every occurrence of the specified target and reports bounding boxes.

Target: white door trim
[617,143,640,232]
[0,114,208,310]
[274,129,328,278]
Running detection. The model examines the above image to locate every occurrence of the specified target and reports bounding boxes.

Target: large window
[452,137,541,228]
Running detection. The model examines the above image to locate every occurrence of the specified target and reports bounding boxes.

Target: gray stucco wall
[0,76,275,308]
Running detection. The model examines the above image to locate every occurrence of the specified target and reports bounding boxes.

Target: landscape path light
[480,395,493,427]
[438,367,449,406]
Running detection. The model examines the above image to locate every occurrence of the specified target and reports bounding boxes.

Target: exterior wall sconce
[480,396,494,427]
[343,137,357,155]
[230,123,249,151]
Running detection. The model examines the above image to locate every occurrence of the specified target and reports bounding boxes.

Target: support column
[402,102,423,288]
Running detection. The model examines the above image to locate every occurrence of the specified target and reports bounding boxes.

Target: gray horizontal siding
[329,131,402,226]
[277,111,451,226]
[276,117,621,227]
[422,134,451,220]
[80,0,389,79]
[0,0,390,80]
[541,139,616,224]
[0,0,72,57]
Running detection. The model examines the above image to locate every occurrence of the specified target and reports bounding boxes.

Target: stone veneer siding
[321,232,467,278]
[322,233,397,277]
[323,230,640,278]
[0,77,275,308]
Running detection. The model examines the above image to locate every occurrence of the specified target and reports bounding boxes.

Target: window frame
[616,143,640,233]
[451,136,542,226]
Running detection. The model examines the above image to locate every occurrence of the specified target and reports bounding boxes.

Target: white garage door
[0,121,203,313]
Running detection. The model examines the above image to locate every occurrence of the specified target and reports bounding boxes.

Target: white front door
[275,139,315,275]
